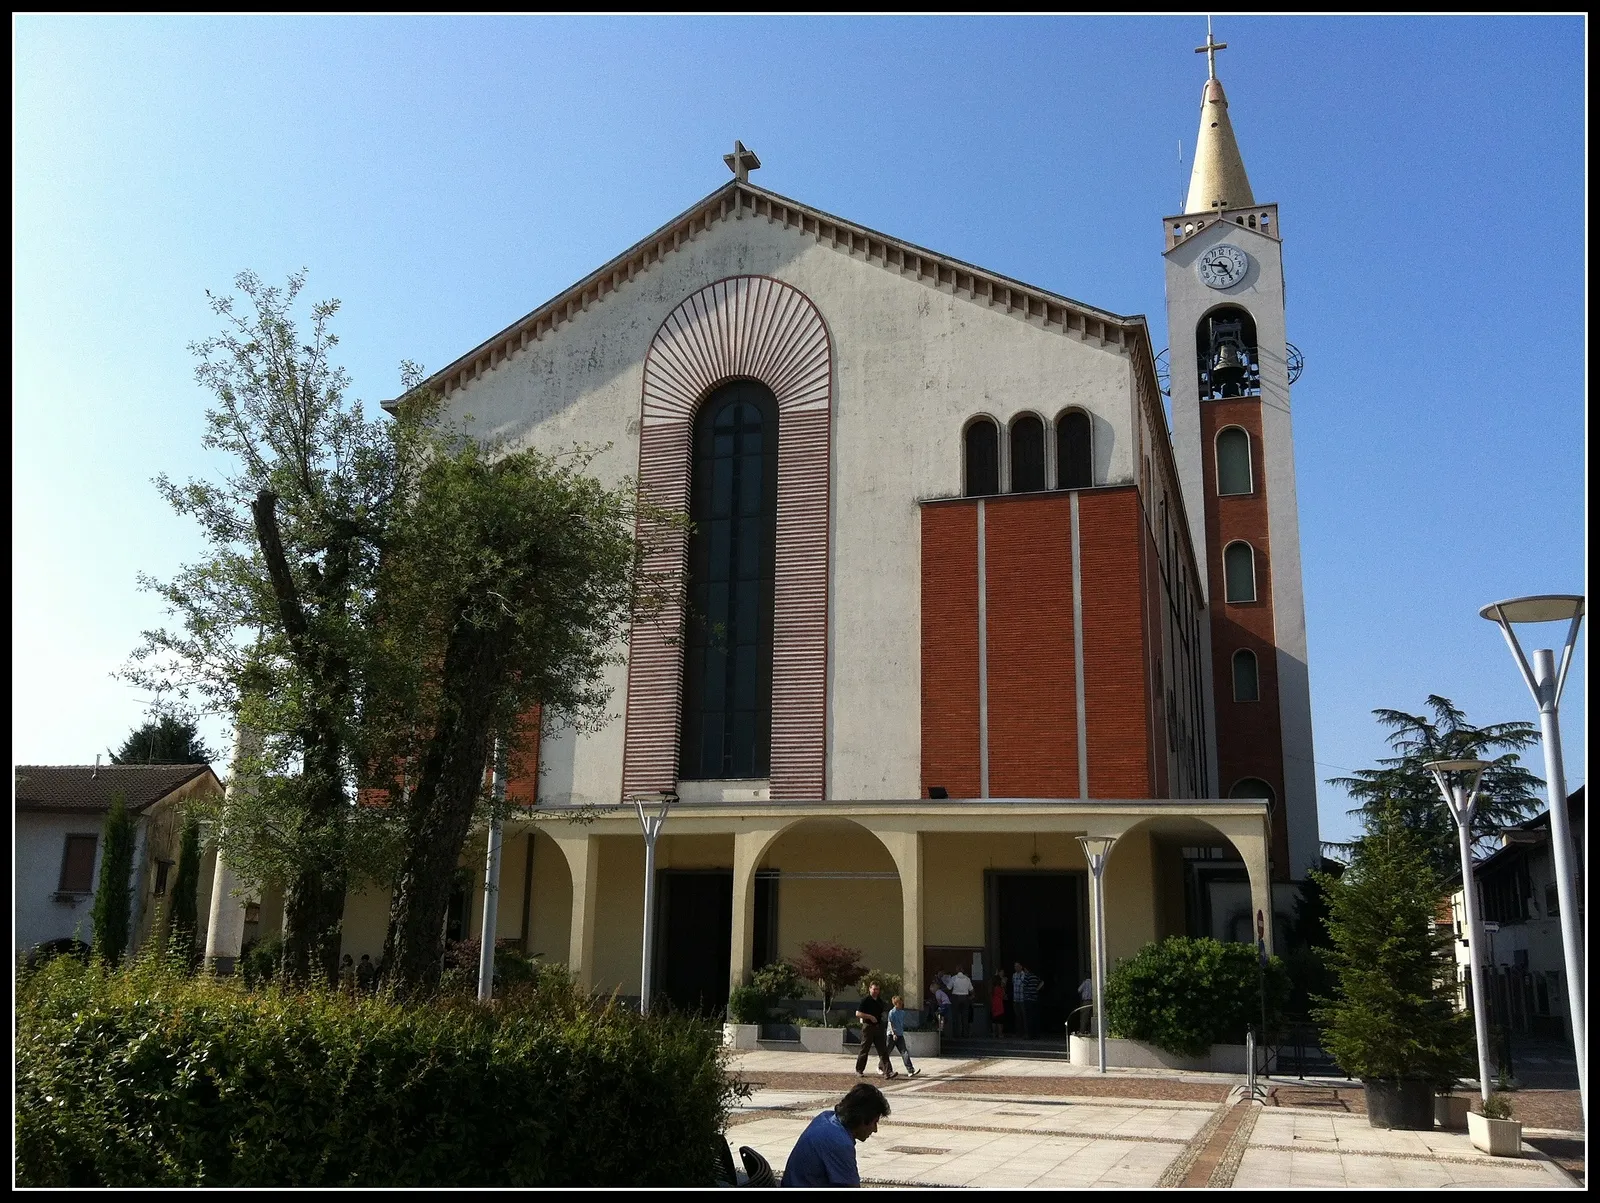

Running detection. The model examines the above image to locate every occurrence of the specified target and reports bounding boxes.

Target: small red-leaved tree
[795,940,867,1026]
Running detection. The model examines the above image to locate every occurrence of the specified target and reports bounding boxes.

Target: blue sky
[13,15,1585,851]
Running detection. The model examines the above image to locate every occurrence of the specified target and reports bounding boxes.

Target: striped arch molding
[622,275,833,801]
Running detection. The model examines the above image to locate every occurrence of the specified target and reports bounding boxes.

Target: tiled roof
[14,763,219,814]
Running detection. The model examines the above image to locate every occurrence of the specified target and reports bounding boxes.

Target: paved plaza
[726,1052,1583,1188]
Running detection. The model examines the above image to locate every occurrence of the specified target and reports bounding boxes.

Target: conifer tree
[91,793,136,965]
[168,813,203,964]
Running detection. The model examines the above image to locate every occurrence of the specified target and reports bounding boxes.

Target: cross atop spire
[1194,17,1228,80]
[723,140,761,184]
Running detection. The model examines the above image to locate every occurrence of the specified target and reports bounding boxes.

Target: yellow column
[729,826,786,994]
[552,834,600,990]
[1210,812,1274,954]
[877,828,924,1006]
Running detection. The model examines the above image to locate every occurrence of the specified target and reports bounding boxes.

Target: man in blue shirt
[780,1083,891,1187]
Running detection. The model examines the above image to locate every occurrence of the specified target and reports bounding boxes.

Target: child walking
[886,995,922,1078]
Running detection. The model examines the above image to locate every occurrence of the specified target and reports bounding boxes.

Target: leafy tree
[1312,800,1475,1086]
[167,814,203,965]
[122,270,433,984]
[91,794,136,964]
[1105,936,1290,1056]
[370,436,673,996]
[109,715,215,765]
[1327,695,1541,876]
[793,940,866,1025]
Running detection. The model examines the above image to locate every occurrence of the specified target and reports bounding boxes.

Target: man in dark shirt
[853,982,896,1078]
[781,1083,891,1187]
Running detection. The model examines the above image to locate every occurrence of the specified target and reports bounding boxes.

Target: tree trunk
[382,617,514,996]
[279,735,350,985]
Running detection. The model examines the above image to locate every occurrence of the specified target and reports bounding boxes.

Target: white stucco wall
[15,813,105,952]
[435,203,1138,805]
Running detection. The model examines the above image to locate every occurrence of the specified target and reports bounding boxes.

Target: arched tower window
[1057,408,1092,489]
[1232,649,1259,701]
[1224,541,1256,604]
[1196,307,1260,400]
[964,418,999,497]
[1009,414,1045,492]
[680,379,778,780]
[1216,426,1253,496]
[1229,778,1276,808]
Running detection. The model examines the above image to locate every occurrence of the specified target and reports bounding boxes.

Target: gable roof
[14,763,219,815]
[389,178,1155,409]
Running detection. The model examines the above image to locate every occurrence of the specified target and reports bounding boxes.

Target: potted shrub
[724,983,768,1049]
[1312,801,1474,1131]
[1467,1092,1522,1156]
[795,1016,846,1053]
[1104,936,1291,1062]
[751,961,805,1040]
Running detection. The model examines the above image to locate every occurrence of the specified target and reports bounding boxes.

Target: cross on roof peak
[1194,17,1228,80]
[723,140,761,183]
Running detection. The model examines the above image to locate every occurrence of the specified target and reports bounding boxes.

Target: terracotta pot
[1363,1079,1434,1130]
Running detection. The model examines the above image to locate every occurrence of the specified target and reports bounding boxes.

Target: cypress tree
[168,814,203,965]
[91,793,136,965]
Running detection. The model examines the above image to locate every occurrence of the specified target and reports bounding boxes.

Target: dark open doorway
[986,870,1087,1041]
[656,870,733,1015]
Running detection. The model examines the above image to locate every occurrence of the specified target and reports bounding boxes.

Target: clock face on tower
[1197,244,1249,290]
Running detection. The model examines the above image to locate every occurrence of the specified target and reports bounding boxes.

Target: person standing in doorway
[1077,975,1095,1035]
[948,965,973,1038]
[1013,962,1043,1039]
[854,982,896,1079]
[989,973,1008,1038]
[929,979,952,1035]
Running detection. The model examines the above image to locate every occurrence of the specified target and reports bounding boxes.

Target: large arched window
[1232,649,1259,701]
[1057,408,1092,489]
[1223,541,1256,603]
[1196,307,1259,400]
[680,380,778,780]
[1009,414,1045,492]
[1216,426,1253,496]
[1229,778,1276,809]
[964,418,999,497]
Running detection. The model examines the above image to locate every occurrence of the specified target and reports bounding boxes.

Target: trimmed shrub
[17,955,743,1186]
[1105,936,1291,1057]
[727,984,770,1025]
[91,794,135,964]
[749,960,804,1002]
[239,937,284,988]
[856,969,903,1002]
[167,815,203,965]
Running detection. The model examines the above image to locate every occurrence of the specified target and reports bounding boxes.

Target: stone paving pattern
[727,1051,1582,1189]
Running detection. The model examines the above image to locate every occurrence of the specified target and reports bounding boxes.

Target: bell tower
[1164,28,1320,884]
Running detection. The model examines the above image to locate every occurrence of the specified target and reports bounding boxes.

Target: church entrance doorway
[656,870,733,1014]
[986,870,1087,1041]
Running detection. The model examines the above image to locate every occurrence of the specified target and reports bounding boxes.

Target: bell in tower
[1196,308,1259,399]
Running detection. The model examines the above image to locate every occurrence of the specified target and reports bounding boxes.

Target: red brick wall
[985,494,1078,798]
[1200,399,1290,875]
[920,503,981,798]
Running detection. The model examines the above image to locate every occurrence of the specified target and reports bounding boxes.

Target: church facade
[338,55,1320,1026]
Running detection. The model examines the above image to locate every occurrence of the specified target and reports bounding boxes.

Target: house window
[964,418,999,497]
[1216,426,1252,495]
[152,859,173,896]
[58,834,98,894]
[1224,541,1256,603]
[680,379,778,780]
[1545,882,1559,918]
[1009,414,1046,492]
[1232,649,1259,701]
[1057,409,1092,489]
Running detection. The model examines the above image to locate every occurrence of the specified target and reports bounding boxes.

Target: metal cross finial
[723,140,761,183]
[1195,17,1228,80]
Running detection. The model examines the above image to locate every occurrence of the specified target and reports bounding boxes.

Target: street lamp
[632,790,676,1014]
[1479,594,1585,1118]
[1076,835,1117,1073]
[477,738,509,1003]
[1424,758,1494,1106]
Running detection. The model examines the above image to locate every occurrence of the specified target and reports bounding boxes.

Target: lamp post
[1479,594,1585,1118]
[477,739,509,1003]
[633,791,676,1014]
[1425,758,1494,1106]
[1077,835,1117,1073]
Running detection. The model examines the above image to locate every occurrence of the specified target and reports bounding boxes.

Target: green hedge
[1105,936,1291,1057]
[17,955,742,1186]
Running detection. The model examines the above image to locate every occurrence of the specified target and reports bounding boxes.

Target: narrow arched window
[1230,778,1275,808]
[964,419,999,497]
[1009,414,1045,492]
[1232,649,1259,701]
[1057,409,1092,489]
[681,380,777,780]
[1216,427,1252,496]
[1224,541,1256,603]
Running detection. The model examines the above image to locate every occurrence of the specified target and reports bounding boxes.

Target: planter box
[798,1027,847,1054]
[1068,1034,1247,1073]
[1364,1080,1434,1130]
[902,1030,941,1059]
[1434,1094,1469,1130]
[760,1022,800,1042]
[722,1023,760,1051]
[1468,1111,1523,1157]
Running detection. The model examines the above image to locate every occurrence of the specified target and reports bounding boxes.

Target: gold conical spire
[1184,26,1255,214]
